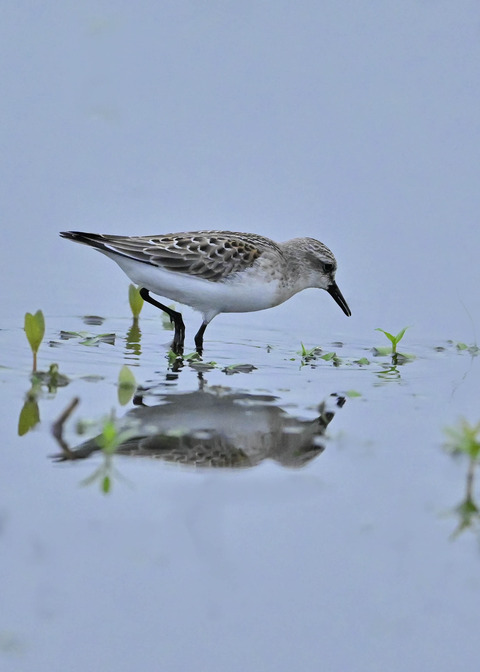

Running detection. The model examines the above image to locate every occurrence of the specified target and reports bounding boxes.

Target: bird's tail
[59,231,111,252]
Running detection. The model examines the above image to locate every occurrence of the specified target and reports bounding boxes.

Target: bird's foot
[171,323,185,355]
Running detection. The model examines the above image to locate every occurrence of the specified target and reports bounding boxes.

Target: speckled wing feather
[76,231,282,282]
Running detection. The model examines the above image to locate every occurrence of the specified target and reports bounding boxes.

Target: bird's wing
[85,231,280,281]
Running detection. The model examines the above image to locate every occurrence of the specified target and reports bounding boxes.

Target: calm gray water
[1,3,480,671]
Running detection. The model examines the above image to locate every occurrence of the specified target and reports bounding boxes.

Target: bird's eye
[323,262,334,274]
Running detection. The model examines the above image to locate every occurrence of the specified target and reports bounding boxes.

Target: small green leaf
[167,349,180,366]
[345,390,362,398]
[24,310,45,354]
[394,327,409,344]
[118,365,136,405]
[128,284,144,319]
[319,352,342,365]
[375,328,396,345]
[456,342,468,351]
[184,351,202,361]
[354,357,370,366]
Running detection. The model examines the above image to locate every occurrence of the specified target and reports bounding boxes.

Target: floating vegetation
[451,341,480,356]
[299,343,322,360]
[222,363,257,375]
[166,348,182,367]
[297,344,341,367]
[32,363,70,393]
[59,331,116,346]
[165,350,256,375]
[188,360,218,372]
[319,352,341,365]
[24,309,45,371]
[183,351,202,362]
[354,357,370,366]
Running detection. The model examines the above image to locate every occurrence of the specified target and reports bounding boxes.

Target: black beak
[327,281,351,317]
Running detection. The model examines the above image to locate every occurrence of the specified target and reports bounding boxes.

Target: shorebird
[60,230,351,352]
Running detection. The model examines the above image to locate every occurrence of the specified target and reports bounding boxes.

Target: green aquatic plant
[319,352,341,365]
[183,351,202,362]
[444,418,480,460]
[32,363,70,394]
[375,327,408,355]
[117,365,137,406]
[24,310,45,371]
[454,342,480,356]
[128,284,144,319]
[298,344,341,366]
[18,362,70,436]
[299,343,322,359]
[374,327,413,363]
[444,419,480,537]
[166,348,181,367]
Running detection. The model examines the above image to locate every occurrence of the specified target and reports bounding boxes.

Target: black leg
[139,288,185,353]
[194,321,208,353]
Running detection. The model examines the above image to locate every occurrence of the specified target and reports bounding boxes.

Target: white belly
[108,252,283,322]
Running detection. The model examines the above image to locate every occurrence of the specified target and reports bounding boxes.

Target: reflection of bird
[60,230,351,351]
[55,391,345,469]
